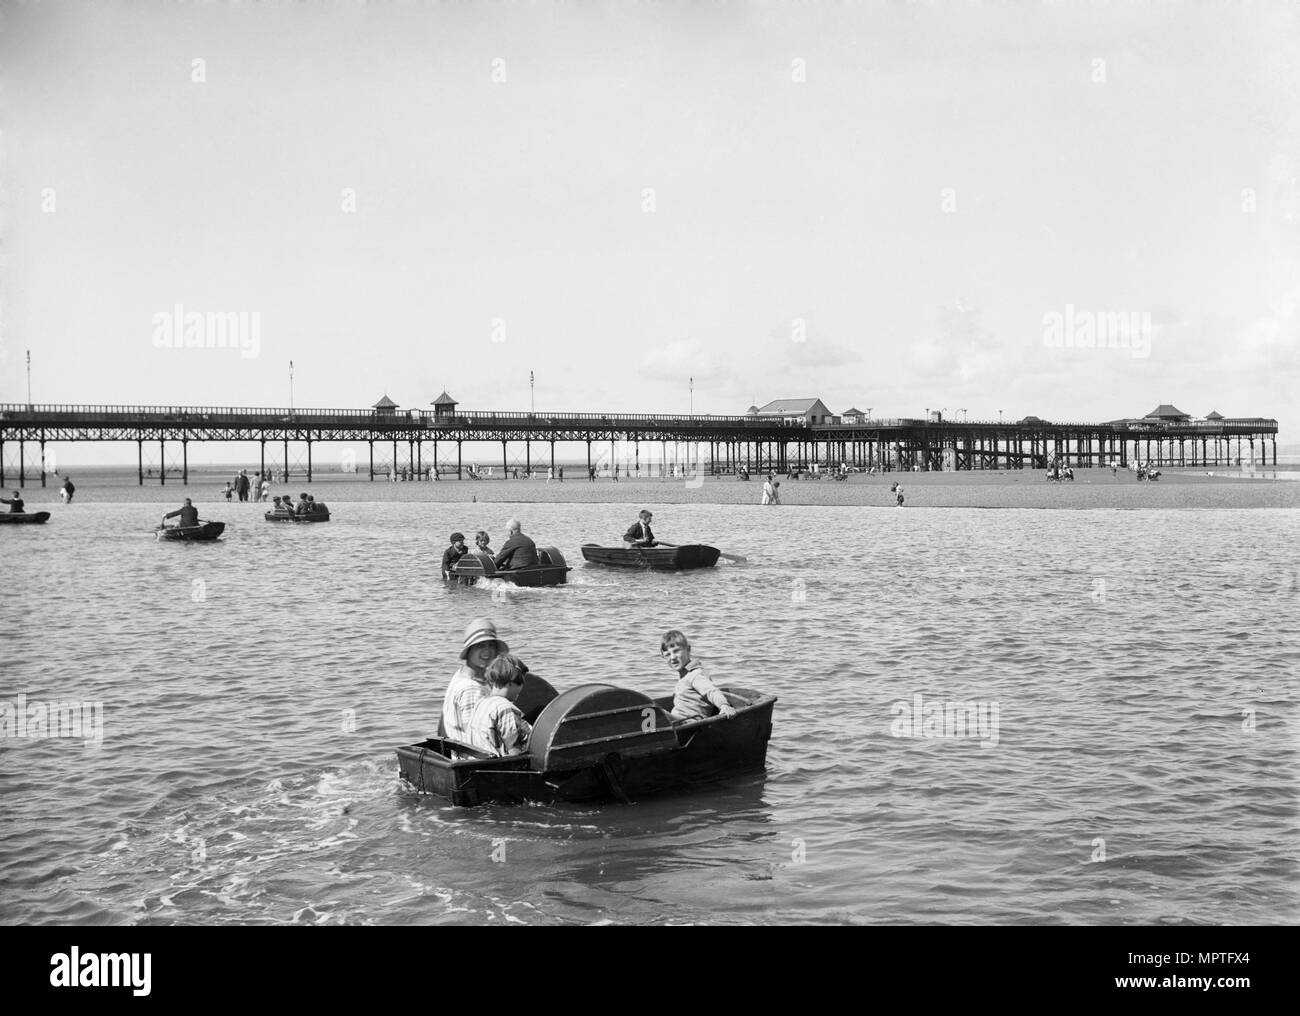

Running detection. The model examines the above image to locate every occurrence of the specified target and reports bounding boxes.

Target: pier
[0,402,1280,486]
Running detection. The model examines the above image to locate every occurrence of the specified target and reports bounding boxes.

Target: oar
[657,540,747,564]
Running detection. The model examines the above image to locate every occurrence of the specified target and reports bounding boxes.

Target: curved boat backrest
[529,684,679,771]
[517,672,560,724]
[463,550,496,576]
[536,546,567,569]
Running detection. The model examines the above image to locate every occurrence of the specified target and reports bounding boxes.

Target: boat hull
[156,522,226,541]
[450,548,570,587]
[397,686,775,806]
[580,543,720,570]
[0,512,50,525]
[264,510,330,523]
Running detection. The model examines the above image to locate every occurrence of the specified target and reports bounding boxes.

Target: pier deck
[0,403,1279,486]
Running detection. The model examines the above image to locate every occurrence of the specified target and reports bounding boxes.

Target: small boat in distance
[450,548,570,587]
[264,504,331,523]
[0,511,51,525]
[398,684,775,806]
[156,521,226,542]
[580,543,721,570]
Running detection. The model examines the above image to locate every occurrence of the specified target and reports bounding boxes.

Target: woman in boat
[2,491,24,513]
[442,617,509,745]
[474,531,493,556]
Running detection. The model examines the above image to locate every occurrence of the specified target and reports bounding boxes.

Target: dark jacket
[623,520,655,546]
[494,532,538,570]
[441,544,467,578]
[164,505,199,526]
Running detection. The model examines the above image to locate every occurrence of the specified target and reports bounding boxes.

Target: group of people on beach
[224,470,272,502]
[440,617,736,758]
[441,520,539,578]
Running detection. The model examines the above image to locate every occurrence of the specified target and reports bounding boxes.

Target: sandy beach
[24,465,1300,509]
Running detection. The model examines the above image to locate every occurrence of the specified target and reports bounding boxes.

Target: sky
[2,0,1297,456]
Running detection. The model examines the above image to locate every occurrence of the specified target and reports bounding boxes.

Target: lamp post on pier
[529,370,535,415]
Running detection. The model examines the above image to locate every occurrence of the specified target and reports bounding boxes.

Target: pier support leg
[19,441,24,487]
[40,436,47,486]
[369,440,374,481]
[0,438,4,486]
[586,439,592,479]
[307,437,313,483]
[284,437,289,481]
[138,439,143,485]
[160,441,165,485]
[502,440,507,476]
[417,440,422,479]
[457,440,462,480]
[184,439,190,485]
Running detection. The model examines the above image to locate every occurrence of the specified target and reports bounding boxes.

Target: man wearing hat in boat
[441,617,508,746]
[623,509,656,548]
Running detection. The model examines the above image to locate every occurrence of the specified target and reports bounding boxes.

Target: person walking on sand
[761,474,775,505]
[895,482,905,507]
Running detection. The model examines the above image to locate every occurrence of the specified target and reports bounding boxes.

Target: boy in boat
[468,654,533,756]
[661,630,736,722]
[162,498,199,528]
[441,532,469,580]
[2,491,24,513]
[474,530,493,556]
[623,510,656,547]
[442,617,508,744]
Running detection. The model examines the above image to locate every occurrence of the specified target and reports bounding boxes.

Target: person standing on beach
[895,483,905,507]
[60,477,75,503]
[761,474,775,505]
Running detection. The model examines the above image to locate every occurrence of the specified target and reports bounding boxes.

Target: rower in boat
[2,491,24,513]
[161,498,199,529]
[623,509,656,548]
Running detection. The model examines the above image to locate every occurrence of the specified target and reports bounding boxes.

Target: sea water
[1,489,1297,925]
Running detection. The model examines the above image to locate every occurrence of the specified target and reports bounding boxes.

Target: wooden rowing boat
[580,543,721,570]
[0,511,50,525]
[156,521,226,541]
[450,548,570,587]
[397,684,776,806]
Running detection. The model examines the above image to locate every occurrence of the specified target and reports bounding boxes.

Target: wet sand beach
[30,466,1300,510]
